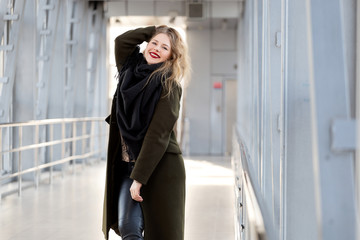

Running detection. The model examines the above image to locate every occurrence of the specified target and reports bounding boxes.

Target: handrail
[0,117,104,127]
[0,117,108,201]
[242,171,267,239]
[232,128,267,240]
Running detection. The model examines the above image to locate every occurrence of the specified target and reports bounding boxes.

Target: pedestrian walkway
[0,156,235,240]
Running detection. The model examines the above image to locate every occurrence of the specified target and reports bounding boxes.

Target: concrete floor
[0,156,235,240]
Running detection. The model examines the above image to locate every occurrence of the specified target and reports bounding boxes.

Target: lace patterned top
[120,135,135,162]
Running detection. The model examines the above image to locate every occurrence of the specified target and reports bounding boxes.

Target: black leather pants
[118,162,144,240]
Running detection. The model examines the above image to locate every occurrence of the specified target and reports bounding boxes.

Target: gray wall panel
[186,27,237,155]
[232,0,357,239]
[285,1,318,239]
[186,29,212,154]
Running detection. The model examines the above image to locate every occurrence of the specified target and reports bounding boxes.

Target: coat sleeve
[115,26,156,72]
[130,86,182,185]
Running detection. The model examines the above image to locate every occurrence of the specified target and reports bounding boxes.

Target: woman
[102,25,190,240]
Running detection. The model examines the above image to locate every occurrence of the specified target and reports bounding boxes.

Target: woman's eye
[152,42,157,45]
[163,47,168,50]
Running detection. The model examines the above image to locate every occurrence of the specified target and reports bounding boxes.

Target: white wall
[186,29,212,155]
[186,27,237,155]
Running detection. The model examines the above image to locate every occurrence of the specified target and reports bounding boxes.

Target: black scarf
[116,47,163,160]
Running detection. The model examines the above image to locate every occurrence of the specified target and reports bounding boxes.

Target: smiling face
[144,33,172,65]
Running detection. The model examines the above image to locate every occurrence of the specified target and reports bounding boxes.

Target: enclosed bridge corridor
[1,1,360,240]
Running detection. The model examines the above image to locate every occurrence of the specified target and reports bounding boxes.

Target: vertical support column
[0,0,26,184]
[356,0,360,237]
[85,3,103,160]
[35,0,60,119]
[35,0,60,171]
[305,0,356,239]
[0,127,2,174]
[64,0,85,164]
[64,0,85,119]
[0,0,26,123]
[0,127,2,203]
[0,0,7,36]
[0,0,6,190]
[85,2,102,117]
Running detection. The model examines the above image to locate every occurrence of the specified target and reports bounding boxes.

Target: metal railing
[232,129,267,240]
[0,117,108,201]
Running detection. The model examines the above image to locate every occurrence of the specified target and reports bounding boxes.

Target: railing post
[82,121,86,167]
[49,124,54,184]
[90,121,95,160]
[61,121,65,178]
[0,117,108,199]
[98,120,102,160]
[0,127,2,203]
[34,125,39,188]
[18,126,22,197]
[72,121,76,174]
[0,127,2,174]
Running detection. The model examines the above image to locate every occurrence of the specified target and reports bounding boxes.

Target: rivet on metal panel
[42,4,55,10]
[37,55,49,61]
[331,119,356,151]
[0,45,14,51]
[275,31,281,48]
[69,18,80,24]
[66,40,78,45]
[3,14,19,21]
[40,29,52,36]
[277,114,281,132]
[0,77,9,83]
[36,81,45,88]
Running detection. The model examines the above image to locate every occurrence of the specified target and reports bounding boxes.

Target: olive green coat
[102,26,186,240]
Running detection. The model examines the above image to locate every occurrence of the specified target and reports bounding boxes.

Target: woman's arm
[130,86,182,185]
[114,26,156,72]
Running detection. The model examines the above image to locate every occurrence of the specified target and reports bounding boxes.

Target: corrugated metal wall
[233,0,358,239]
[0,0,108,180]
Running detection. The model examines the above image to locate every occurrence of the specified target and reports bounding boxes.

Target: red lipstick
[150,52,160,58]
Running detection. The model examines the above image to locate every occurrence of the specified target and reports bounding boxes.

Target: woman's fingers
[132,192,143,202]
[130,189,143,202]
[130,180,143,202]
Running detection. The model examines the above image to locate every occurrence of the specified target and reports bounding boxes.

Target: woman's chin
[146,59,159,65]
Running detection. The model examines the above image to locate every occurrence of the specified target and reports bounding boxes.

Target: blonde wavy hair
[147,25,191,96]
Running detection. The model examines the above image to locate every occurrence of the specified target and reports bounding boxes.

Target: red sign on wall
[213,82,222,89]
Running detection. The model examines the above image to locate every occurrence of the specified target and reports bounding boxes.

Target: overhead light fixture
[187,2,204,19]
